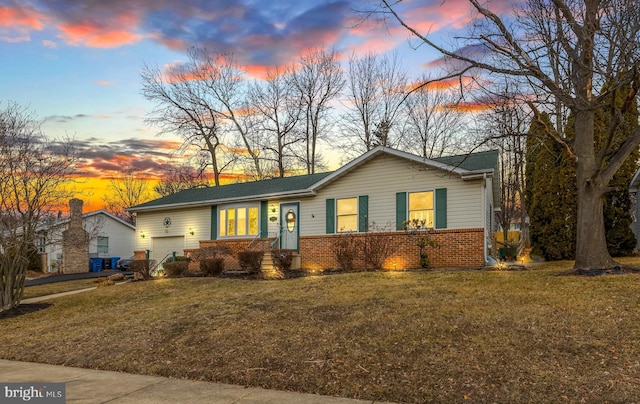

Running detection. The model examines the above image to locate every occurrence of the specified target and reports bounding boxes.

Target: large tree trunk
[573,110,616,270]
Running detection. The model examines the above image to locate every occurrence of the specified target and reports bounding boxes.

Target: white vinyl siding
[298,154,484,236]
[135,206,211,252]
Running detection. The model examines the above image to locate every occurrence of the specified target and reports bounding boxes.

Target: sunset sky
[0,0,513,211]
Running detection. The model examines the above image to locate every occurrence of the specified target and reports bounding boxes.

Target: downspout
[482,173,487,264]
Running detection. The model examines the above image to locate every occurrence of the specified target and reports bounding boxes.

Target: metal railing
[247,229,281,249]
[149,252,175,277]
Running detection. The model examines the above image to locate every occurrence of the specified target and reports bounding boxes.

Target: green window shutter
[210,205,217,240]
[358,195,369,232]
[260,201,268,238]
[435,188,447,229]
[326,199,335,234]
[396,192,407,230]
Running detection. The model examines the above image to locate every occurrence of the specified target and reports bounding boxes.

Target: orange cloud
[444,101,495,112]
[407,76,476,92]
[58,13,142,48]
[0,6,45,30]
[94,80,112,86]
[59,23,142,47]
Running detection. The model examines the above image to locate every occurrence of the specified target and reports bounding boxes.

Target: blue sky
[0,0,513,185]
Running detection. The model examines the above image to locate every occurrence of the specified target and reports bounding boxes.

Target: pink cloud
[0,5,46,30]
[58,22,142,48]
[42,39,57,48]
[95,80,112,86]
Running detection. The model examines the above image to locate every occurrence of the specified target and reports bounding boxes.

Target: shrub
[271,249,293,272]
[362,223,394,270]
[238,251,264,273]
[130,259,153,280]
[200,257,225,277]
[174,255,191,262]
[331,233,360,271]
[164,261,189,277]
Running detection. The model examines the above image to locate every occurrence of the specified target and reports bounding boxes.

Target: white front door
[280,203,299,251]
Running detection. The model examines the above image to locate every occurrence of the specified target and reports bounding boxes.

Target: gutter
[127,189,317,213]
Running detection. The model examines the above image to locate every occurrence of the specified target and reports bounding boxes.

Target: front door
[280,203,299,251]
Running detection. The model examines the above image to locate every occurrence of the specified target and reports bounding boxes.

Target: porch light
[140,231,146,239]
[189,228,195,236]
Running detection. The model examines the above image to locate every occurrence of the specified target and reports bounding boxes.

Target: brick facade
[182,228,485,271]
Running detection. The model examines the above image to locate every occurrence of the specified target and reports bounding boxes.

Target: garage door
[151,236,185,264]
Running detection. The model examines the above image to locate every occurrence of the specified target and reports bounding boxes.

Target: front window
[409,191,434,228]
[219,206,259,238]
[336,197,358,232]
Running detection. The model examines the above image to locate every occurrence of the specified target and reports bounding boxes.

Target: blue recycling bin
[90,257,103,272]
[110,257,120,270]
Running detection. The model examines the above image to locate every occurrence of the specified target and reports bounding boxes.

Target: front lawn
[2,260,640,402]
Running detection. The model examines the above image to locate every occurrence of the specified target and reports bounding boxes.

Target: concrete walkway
[0,360,390,404]
[21,287,98,304]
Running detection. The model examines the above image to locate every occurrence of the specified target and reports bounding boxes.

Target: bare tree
[289,49,345,174]
[185,49,264,179]
[141,50,235,186]
[379,0,640,270]
[154,159,210,197]
[480,93,531,250]
[341,52,409,157]
[343,52,378,154]
[402,75,466,158]
[250,67,304,177]
[105,169,152,225]
[0,102,78,312]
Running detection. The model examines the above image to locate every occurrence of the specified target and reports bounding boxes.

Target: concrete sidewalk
[0,360,390,404]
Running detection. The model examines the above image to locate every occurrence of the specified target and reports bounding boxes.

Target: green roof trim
[130,172,333,210]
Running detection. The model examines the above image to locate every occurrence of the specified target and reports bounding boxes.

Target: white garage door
[151,236,185,264]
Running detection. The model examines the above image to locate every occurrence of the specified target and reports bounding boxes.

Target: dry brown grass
[22,279,100,299]
[4,259,640,403]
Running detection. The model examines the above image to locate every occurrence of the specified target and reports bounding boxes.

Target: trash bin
[103,257,112,270]
[110,257,120,270]
[90,257,103,272]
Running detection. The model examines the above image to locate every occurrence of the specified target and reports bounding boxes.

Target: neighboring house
[37,210,136,272]
[128,146,500,270]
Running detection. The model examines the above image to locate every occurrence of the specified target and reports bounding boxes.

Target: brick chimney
[62,198,89,273]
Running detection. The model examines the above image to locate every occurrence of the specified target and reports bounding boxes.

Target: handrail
[247,229,281,250]
[248,233,261,248]
[150,252,175,277]
[270,233,280,249]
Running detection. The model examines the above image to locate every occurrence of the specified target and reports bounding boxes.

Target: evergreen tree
[526,88,639,260]
[525,113,577,260]
[599,86,639,256]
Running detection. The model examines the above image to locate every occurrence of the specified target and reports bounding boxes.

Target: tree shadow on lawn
[0,303,52,320]
[561,264,640,276]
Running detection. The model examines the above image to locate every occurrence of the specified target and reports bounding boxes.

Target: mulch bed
[0,303,52,320]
